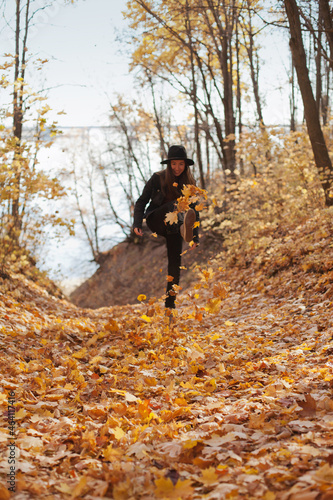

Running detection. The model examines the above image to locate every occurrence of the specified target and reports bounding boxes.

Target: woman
[133,145,199,309]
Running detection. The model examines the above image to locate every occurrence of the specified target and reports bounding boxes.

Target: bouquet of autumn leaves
[164,183,207,244]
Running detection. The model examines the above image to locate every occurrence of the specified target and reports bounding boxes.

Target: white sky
[2,0,134,127]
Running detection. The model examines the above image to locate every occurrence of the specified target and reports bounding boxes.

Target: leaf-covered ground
[1,211,333,500]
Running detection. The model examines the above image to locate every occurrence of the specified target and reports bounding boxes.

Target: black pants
[146,201,183,308]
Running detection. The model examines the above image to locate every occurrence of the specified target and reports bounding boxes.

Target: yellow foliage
[155,478,193,499]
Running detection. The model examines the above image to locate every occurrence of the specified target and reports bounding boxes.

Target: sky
[2,0,134,127]
[34,0,133,127]
[1,0,295,290]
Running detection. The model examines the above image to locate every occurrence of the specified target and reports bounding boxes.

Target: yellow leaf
[19,361,27,372]
[204,378,217,393]
[55,483,72,494]
[144,376,157,386]
[111,427,125,440]
[199,467,218,486]
[137,294,146,301]
[155,478,193,499]
[113,479,133,500]
[141,314,152,322]
[263,493,276,500]
[174,397,188,406]
[205,298,221,314]
[104,319,119,332]
[225,320,235,326]
[165,211,178,225]
[86,334,99,347]
[71,476,87,498]
[314,463,333,483]
[103,444,122,461]
[194,221,200,228]
[0,484,10,499]
[183,439,198,449]
[72,347,87,359]
[15,408,27,420]
[90,355,103,364]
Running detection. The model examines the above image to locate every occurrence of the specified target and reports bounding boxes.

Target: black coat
[133,173,164,229]
[133,171,199,242]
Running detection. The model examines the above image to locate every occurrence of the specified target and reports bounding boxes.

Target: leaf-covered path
[1,228,333,499]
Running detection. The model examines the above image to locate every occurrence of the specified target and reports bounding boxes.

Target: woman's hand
[134,227,143,237]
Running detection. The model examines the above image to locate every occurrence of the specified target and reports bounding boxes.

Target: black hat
[161,145,194,166]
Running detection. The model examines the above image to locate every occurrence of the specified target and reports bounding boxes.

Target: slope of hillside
[70,228,222,309]
[0,206,333,499]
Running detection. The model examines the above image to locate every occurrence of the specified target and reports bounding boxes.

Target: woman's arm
[133,174,157,233]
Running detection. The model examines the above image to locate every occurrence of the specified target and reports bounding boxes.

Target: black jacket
[133,172,199,242]
[133,173,164,229]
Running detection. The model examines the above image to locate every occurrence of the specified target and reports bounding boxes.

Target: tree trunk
[204,110,210,181]
[316,0,323,114]
[242,2,264,126]
[185,0,205,189]
[322,57,330,125]
[235,16,244,175]
[319,0,333,69]
[284,0,333,206]
[145,71,168,161]
[12,0,23,230]
[221,31,236,175]
[290,58,297,131]
[206,0,236,175]
[236,16,242,138]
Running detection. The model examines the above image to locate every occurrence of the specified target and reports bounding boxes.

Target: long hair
[159,163,196,201]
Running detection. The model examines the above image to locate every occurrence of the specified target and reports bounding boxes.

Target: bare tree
[284,0,333,206]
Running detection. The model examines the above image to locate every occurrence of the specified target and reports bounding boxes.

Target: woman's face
[171,159,186,177]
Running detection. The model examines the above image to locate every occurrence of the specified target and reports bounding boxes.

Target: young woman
[133,145,199,309]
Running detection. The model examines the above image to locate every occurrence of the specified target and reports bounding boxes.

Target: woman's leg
[165,232,183,309]
[146,203,183,308]
[146,201,175,237]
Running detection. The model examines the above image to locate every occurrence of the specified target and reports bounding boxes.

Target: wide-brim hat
[161,145,194,166]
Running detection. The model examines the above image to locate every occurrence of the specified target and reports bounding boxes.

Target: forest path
[0,256,332,499]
